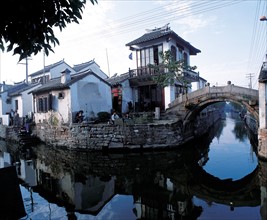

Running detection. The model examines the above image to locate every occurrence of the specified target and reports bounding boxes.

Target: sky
[0,0,267,89]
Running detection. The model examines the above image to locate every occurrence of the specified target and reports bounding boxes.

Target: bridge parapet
[166,84,259,121]
[169,84,258,109]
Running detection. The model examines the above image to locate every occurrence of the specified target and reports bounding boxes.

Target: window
[175,85,183,98]
[15,100,18,111]
[137,44,163,68]
[171,46,177,61]
[183,52,188,66]
[37,94,52,112]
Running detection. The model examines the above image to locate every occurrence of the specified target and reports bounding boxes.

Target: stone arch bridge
[166,84,259,124]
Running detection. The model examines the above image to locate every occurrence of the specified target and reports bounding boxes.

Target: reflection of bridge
[166,84,259,123]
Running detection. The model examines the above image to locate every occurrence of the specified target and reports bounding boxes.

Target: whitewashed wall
[164,86,172,110]
[13,96,23,117]
[21,85,41,117]
[56,89,71,123]
[0,91,10,116]
[30,62,75,82]
[71,75,112,119]
[121,80,133,113]
[49,63,75,79]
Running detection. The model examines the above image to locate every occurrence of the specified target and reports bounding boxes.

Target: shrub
[97,112,110,122]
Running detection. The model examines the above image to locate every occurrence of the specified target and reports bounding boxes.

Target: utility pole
[18,57,31,84]
[246,73,254,89]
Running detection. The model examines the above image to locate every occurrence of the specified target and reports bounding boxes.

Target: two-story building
[109,24,202,113]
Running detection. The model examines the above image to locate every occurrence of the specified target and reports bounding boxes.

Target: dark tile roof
[73,60,95,72]
[29,59,70,77]
[31,70,111,94]
[0,82,29,96]
[8,83,40,97]
[126,29,201,55]
[106,72,130,85]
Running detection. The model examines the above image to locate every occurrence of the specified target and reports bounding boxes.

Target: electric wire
[52,0,267,89]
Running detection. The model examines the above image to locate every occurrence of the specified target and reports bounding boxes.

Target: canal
[0,114,266,219]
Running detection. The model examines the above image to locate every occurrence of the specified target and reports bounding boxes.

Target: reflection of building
[2,144,263,219]
[0,148,26,219]
[259,161,267,220]
[35,156,116,215]
[17,159,37,187]
[133,173,202,220]
[74,176,115,213]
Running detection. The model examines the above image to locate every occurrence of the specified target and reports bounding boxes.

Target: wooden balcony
[129,66,199,83]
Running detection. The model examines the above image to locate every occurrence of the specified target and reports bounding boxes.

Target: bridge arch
[184,97,258,125]
[166,84,259,132]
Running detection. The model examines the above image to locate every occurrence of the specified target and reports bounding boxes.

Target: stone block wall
[0,125,20,143]
[35,121,184,150]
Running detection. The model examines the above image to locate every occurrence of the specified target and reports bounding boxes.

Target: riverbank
[0,110,222,151]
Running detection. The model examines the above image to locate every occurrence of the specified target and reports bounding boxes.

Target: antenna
[43,49,45,75]
[106,48,110,77]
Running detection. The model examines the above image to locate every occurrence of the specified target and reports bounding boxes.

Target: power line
[64,0,245,44]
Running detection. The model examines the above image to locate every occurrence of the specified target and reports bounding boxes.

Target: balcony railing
[129,66,199,82]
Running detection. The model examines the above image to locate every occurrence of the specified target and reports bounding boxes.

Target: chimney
[61,68,71,84]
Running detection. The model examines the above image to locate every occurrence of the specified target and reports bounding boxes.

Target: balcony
[129,66,199,83]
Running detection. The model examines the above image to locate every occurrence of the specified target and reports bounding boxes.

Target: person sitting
[75,110,84,123]
[110,111,119,124]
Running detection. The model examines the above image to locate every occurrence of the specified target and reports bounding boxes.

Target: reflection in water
[0,116,266,220]
[204,115,258,181]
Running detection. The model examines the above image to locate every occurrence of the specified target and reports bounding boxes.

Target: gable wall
[70,75,112,119]
[79,63,108,79]
[49,63,75,79]
[20,84,42,117]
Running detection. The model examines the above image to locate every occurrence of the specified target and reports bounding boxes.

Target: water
[0,115,265,220]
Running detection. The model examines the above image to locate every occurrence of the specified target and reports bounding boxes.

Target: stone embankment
[0,111,222,151]
[35,120,184,151]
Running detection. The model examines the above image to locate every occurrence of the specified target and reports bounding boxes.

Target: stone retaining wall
[0,125,21,143]
[35,121,184,150]
[0,112,222,151]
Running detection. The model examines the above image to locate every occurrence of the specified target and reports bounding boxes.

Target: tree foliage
[148,50,197,88]
[0,0,97,61]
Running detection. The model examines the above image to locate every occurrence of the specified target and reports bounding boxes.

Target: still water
[0,115,266,220]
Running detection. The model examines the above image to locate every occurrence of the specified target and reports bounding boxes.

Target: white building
[31,69,112,124]
[0,81,41,125]
[73,60,109,80]
[125,24,203,111]
[30,59,76,84]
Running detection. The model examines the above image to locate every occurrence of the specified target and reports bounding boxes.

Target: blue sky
[0,0,267,89]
